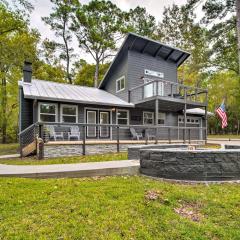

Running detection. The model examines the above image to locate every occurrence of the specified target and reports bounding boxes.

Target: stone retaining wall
[44,143,135,158]
[140,149,240,181]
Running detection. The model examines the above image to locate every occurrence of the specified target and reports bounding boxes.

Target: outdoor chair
[145,129,156,140]
[68,126,81,141]
[47,125,64,141]
[130,127,143,140]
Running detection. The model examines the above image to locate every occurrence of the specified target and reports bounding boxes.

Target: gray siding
[104,51,128,101]
[127,50,178,103]
[19,87,33,131]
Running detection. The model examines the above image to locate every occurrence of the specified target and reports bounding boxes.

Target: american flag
[216,101,228,129]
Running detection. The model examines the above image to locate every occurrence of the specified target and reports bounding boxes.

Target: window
[39,102,57,122]
[61,104,78,123]
[158,112,166,125]
[178,116,201,125]
[116,76,125,92]
[144,69,164,78]
[117,110,129,125]
[143,112,154,125]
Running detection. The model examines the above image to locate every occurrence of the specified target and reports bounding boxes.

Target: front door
[86,109,111,139]
[99,111,110,138]
[86,110,97,138]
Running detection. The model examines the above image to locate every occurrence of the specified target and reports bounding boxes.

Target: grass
[0,143,19,156]
[0,152,128,165]
[0,176,239,239]
[208,134,240,139]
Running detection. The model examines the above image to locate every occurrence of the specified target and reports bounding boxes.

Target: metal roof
[99,32,190,88]
[19,79,134,108]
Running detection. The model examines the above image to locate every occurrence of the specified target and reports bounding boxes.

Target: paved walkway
[208,139,240,146]
[0,160,140,178]
[0,154,20,159]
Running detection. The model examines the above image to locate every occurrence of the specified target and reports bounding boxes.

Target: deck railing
[128,78,208,105]
[39,122,206,154]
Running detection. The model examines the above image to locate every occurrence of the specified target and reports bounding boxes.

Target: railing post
[145,128,148,145]
[19,135,23,158]
[82,125,86,155]
[155,127,158,144]
[128,90,131,103]
[188,128,191,144]
[116,126,120,152]
[168,128,171,144]
[171,84,173,97]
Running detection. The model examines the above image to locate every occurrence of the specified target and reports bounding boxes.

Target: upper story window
[116,76,125,92]
[143,112,154,125]
[144,69,164,78]
[61,104,78,123]
[117,109,129,125]
[39,102,57,122]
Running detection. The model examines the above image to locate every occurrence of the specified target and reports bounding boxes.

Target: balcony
[128,78,208,108]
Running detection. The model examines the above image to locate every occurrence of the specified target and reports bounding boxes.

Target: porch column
[183,88,187,143]
[155,99,158,143]
[155,99,159,125]
[205,105,207,144]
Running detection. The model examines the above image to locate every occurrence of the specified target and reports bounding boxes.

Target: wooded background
[0,0,239,143]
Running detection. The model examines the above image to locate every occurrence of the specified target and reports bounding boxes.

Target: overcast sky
[29,0,188,63]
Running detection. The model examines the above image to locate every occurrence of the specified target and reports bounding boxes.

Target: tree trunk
[94,59,99,88]
[1,77,7,143]
[236,0,240,74]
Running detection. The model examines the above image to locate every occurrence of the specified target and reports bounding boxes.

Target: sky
[28,0,188,63]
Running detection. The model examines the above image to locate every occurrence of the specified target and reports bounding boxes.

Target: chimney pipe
[23,61,32,83]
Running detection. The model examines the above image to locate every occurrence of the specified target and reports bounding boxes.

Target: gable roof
[19,79,134,108]
[99,32,190,89]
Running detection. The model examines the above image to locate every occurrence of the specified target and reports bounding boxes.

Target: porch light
[112,107,116,112]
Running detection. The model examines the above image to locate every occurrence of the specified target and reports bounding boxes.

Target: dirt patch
[174,201,203,222]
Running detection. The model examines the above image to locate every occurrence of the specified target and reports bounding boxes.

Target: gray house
[19,33,208,151]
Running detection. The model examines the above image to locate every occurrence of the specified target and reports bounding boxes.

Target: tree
[42,0,79,84]
[188,0,240,73]
[72,0,123,87]
[124,6,156,38]
[156,4,209,87]
[0,4,39,143]
[74,62,110,86]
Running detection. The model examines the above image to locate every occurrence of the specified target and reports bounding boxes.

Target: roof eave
[24,95,135,108]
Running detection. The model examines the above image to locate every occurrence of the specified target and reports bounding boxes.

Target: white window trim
[86,110,97,137]
[116,109,129,125]
[116,76,125,93]
[178,115,201,124]
[60,104,78,123]
[158,112,166,125]
[143,111,154,125]
[38,102,58,123]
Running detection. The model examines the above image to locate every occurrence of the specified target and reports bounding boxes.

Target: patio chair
[130,127,143,140]
[47,125,64,141]
[145,129,156,140]
[68,126,80,141]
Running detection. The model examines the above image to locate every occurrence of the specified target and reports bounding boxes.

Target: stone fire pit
[138,145,240,181]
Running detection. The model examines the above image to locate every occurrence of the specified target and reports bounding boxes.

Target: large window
[39,102,57,122]
[116,76,125,92]
[158,112,166,125]
[117,110,129,125]
[143,112,154,125]
[61,104,78,123]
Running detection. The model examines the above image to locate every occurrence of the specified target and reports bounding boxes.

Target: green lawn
[208,134,240,139]
[0,143,19,156]
[0,152,128,165]
[0,176,239,239]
